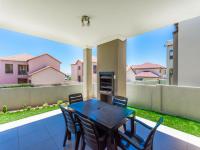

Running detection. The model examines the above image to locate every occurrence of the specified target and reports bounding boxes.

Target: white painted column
[83,48,92,99]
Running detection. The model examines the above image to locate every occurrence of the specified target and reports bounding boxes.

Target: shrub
[43,102,49,108]
[22,104,27,111]
[35,106,40,110]
[2,105,8,113]
[26,106,32,111]
[53,104,58,107]
[57,100,63,105]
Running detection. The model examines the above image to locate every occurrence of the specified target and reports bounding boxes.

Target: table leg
[130,115,136,137]
[107,130,118,150]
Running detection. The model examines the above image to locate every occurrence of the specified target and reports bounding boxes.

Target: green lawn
[0,106,59,124]
[128,107,200,137]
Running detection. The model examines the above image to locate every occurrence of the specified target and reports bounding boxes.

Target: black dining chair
[75,114,107,150]
[112,96,130,131]
[118,117,163,150]
[59,105,81,150]
[69,93,83,104]
[112,96,128,108]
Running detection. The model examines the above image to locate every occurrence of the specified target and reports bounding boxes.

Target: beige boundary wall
[1,83,200,122]
[0,84,83,111]
[127,83,200,122]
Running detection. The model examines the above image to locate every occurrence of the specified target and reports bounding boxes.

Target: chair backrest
[112,96,128,108]
[69,93,83,104]
[59,105,77,133]
[75,114,100,150]
[143,117,163,150]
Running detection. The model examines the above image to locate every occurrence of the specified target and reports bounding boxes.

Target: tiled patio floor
[0,112,200,150]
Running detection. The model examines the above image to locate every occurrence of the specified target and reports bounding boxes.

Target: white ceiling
[0,0,200,48]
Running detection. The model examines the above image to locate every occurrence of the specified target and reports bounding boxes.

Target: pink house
[127,62,166,81]
[0,53,65,85]
[71,57,97,82]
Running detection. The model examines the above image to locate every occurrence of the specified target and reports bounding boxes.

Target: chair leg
[75,132,81,150]
[67,128,71,140]
[63,129,68,147]
[123,123,126,132]
[81,137,86,150]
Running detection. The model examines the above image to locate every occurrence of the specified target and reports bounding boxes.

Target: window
[169,49,173,60]
[18,65,28,75]
[78,66,81,70]
[5,64,13,74]
[78,75,81,82]
[93,65,97,74]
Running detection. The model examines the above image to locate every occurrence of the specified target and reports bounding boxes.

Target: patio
[0,110,199,150]
[1,1,200,150]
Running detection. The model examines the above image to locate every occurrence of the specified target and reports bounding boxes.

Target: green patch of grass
[0,106,59,124]
[128,107,200,137]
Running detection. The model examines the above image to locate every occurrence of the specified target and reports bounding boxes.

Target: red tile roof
[0,53,61,63]
[135,71,159,78]
[132,62,166,69]
[0,54,34,61]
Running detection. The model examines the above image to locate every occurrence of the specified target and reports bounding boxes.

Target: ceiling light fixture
[81,15,90,27]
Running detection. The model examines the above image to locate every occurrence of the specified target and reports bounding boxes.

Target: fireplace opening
[99,72,114,104]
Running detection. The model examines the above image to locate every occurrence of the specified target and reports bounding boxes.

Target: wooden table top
[69,99,134,130]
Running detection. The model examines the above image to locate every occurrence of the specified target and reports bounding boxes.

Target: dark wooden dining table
[68,98,134,150]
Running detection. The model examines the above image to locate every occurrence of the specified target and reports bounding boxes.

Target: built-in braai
[99,72,114,104]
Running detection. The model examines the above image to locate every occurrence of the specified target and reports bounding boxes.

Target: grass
[128,107,200,137]
[1,103,200,137]
[0,106,59,124]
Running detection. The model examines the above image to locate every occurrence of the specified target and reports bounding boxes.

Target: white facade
[178,16,200,86]
[126,67,136,82]
[165,40,174,84]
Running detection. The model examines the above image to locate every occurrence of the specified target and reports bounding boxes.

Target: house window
[78,75,81,82]
[78,66,81,70]
[93,65,97,74]
[18,65,28,75]
[169,49,173,59]
[5,64,13,74]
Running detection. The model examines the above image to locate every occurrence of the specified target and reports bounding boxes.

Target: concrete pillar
[83,48,92,99]
[97,39,126,98]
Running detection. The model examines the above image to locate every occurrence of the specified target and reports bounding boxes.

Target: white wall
[178,16,200,86]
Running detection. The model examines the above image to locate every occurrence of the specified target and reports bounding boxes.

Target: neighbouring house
[0,53,65,85]
[165,40,174,85]
[127,62,166,81]
[71,57,97,82]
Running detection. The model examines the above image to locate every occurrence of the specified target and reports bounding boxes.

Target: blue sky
[127,25,175,66]
[0,25,174,74]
